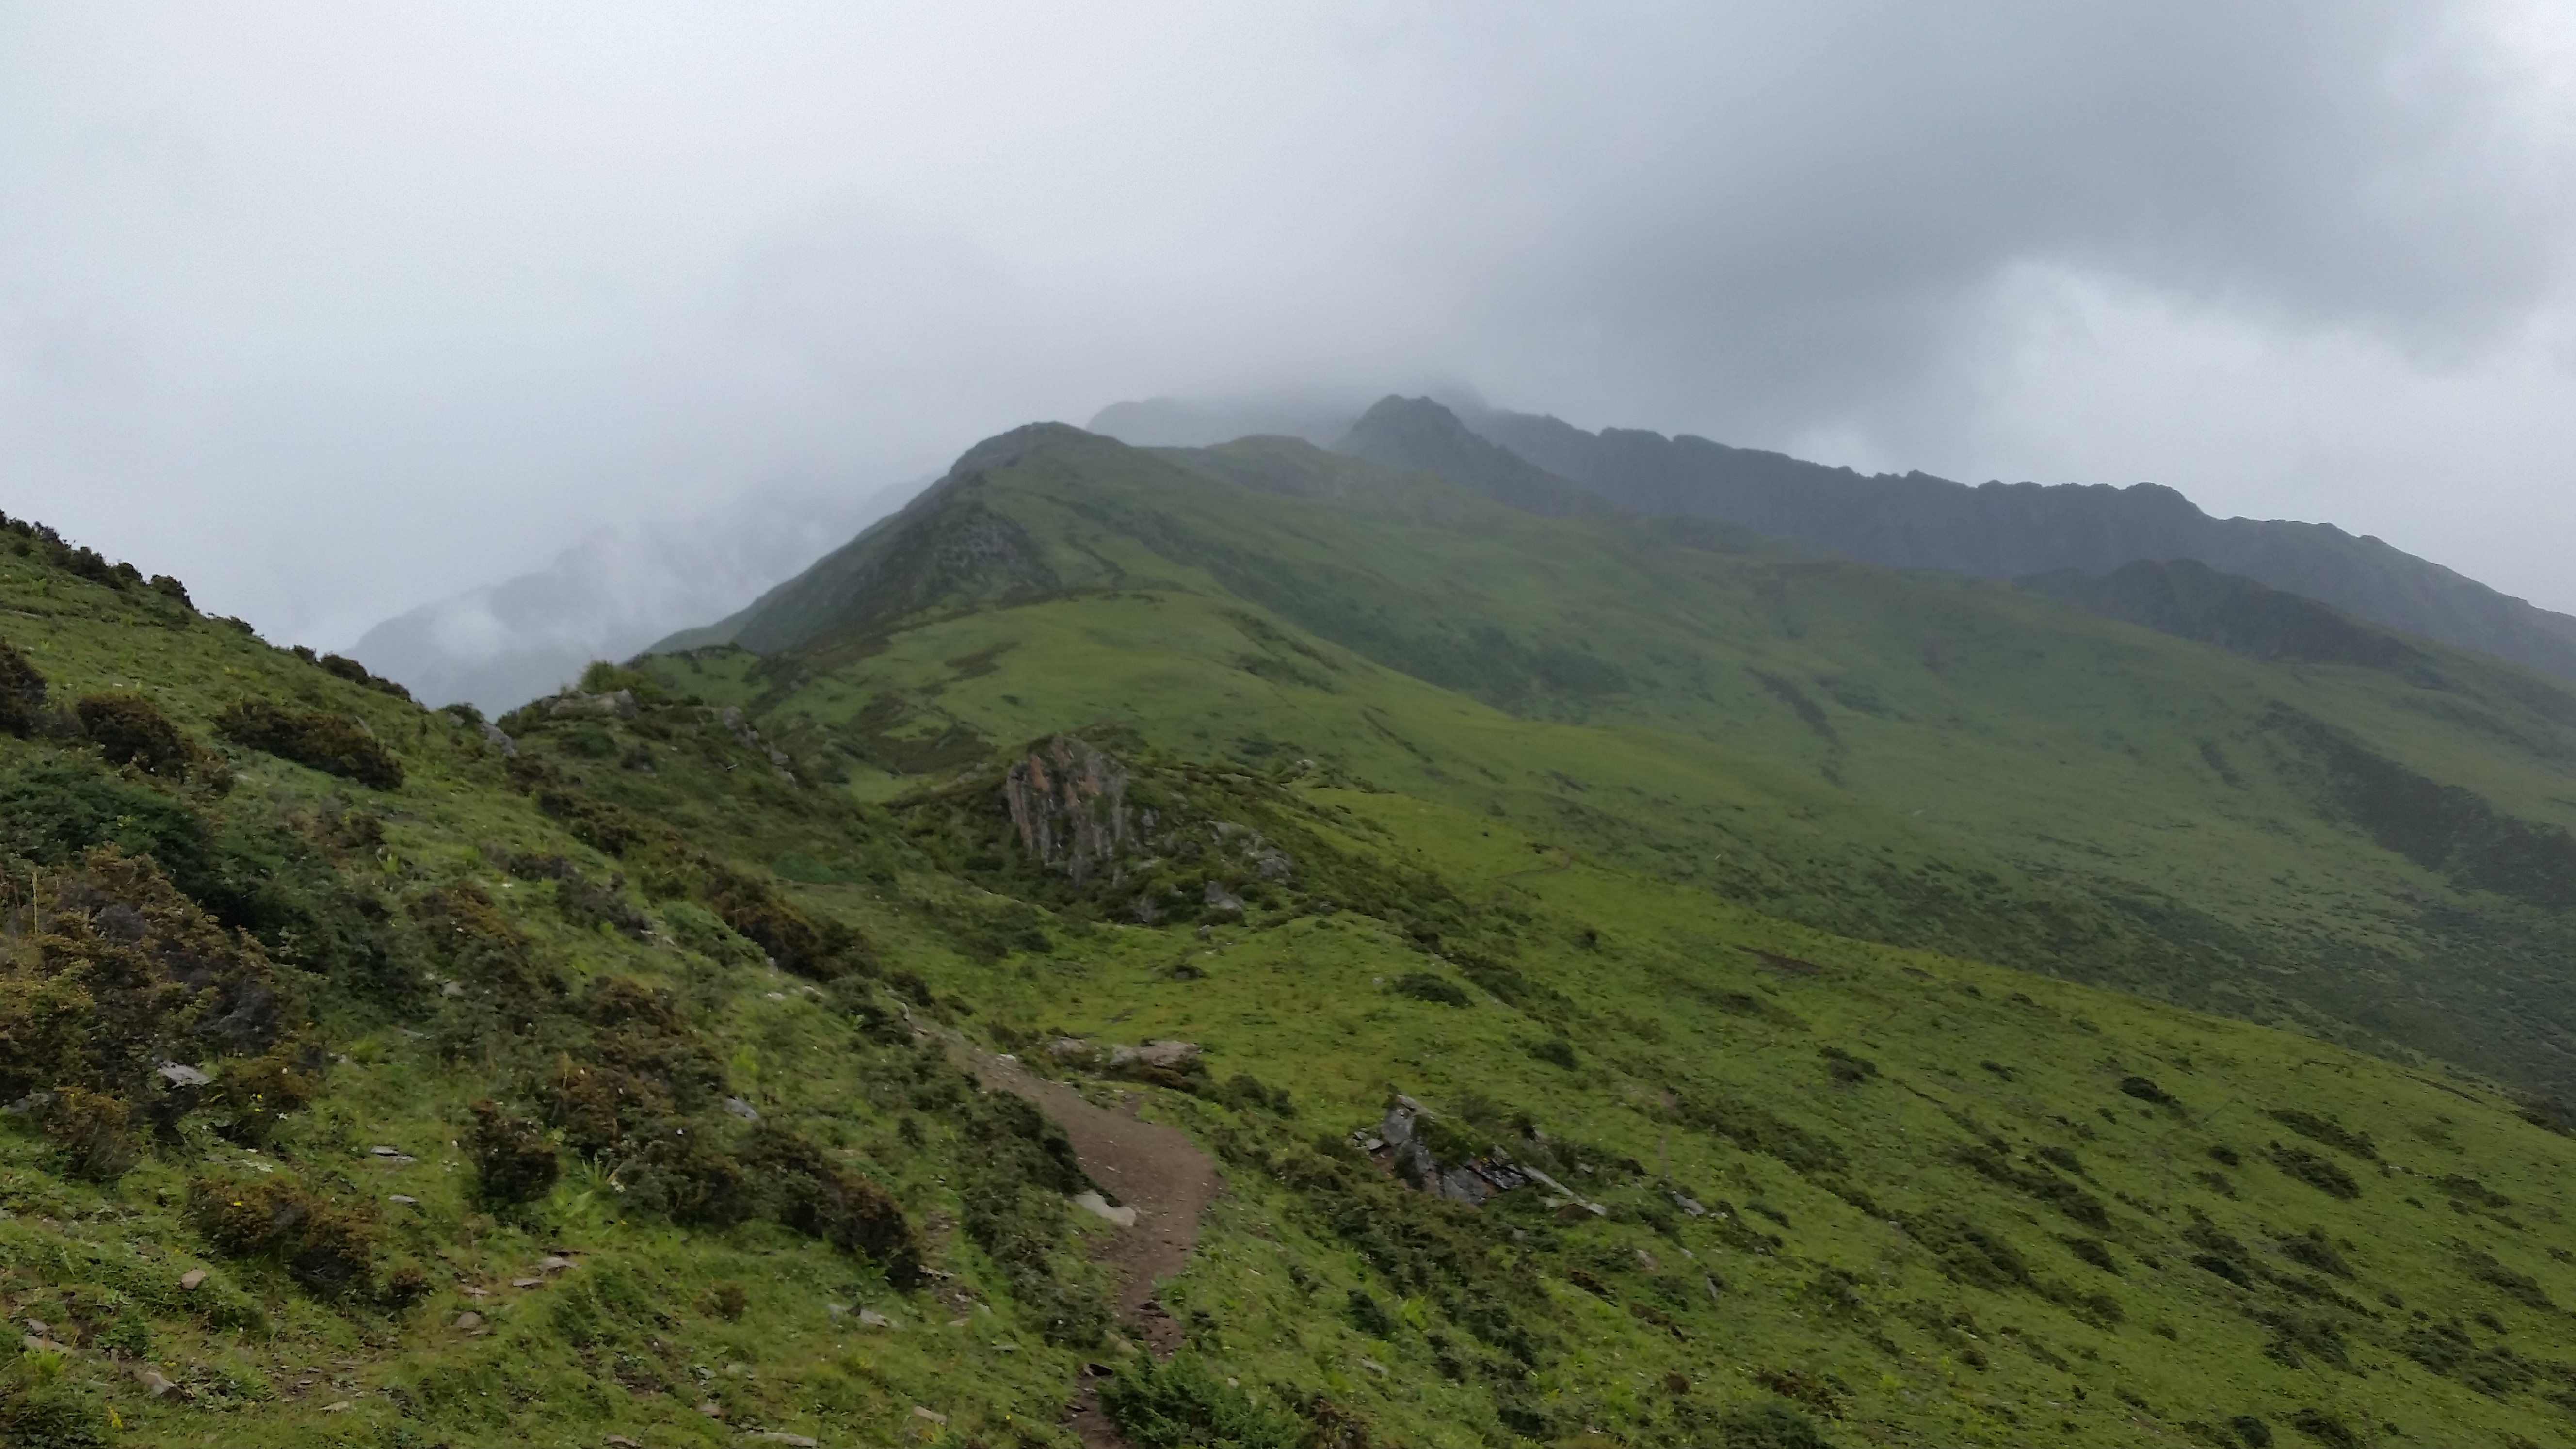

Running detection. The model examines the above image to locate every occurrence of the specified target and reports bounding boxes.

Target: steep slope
[11,506,2576,1447]
[1457,401,2576,683]
[638,427,2576,1105]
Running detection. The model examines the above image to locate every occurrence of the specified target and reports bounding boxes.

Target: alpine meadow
[10,396,2576,1449]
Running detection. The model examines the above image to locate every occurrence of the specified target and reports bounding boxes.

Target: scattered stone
[512,1277,543,1288]
[1357,1357,1388,1376]
[388,1194,419,1205]
[156,1063,211,1088]
[322,1401,354,1412]
[1074,1191,1137,1228]
[699,1401,725,1419]
[454,1312,483,1330]
[857,1309,899,1329]
[1110,1040,1202,1071]
[748,1434,819,1448]
[370,1145,417,1163]
[132,1367,180,1398]
[461,1286,490,1298]
[606,1437,643,1447]
[1671,1193,1707,1217]
[479,721,519,757]
[541,1256,572,1272]
[178,1269,208,1291]
[723,1096,761,1121]
[911,1407,948,1426]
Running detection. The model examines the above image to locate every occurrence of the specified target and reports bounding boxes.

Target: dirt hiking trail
[937,1034,1225,1448]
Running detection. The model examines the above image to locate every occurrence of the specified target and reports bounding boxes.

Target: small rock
[133,1368,180,1398]
[322,1401,354,1412]
[540,1256,572,1272]
[911,1407,948,1426]
[723,1096,760,1121]
[1073,1191,1137,1228]
[512,1278,543,1288]
[178,1269,208,1291]
[749,1434,818,1448]
[370,1146,417,1163]
[1636,1249,1659,1270]
[461,1286,489,1298]
[606,1437,644,1447]
[857,1309,898,1329]
[1357,1356,1388,1376]
[1109,1039,1202,1070]
[699,1401,726,1419]
[156,1063,212,1088]
[763,992,786,1002]
[453,1312,483,1330]
[1671,1193,1707,1217]
[388,1194,419,1205]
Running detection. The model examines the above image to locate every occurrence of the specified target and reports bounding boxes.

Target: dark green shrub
[2228,1415,2273,1447]
[1530,1037,1578,1069]
[744,1127,923,1287]
[1718,1400,1831,1448]
[2065,1236,2119,1273]
[0,637,44,736]
[1100,1353,1304,1449]
[697,862,857,979]
[1900,1211,2029,1289]
[1391,971,1469,1006]
[215,700,403,789]
[2268,1143,2360,1199]
[2118,1075,2177,1106]
[1346,1288,1398,1338]
[466,1099,559,1207]
[75,693,196,776]
[0,1354,110,1449]
[2284,1408,2356,1448]
[33,1088,141,1182]
[188,1175,381,1299]
[1,847,293,1112]
[701,1281,749,1320]
[2266,1108,2375,1159]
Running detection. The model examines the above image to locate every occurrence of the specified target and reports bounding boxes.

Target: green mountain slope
[645,425,2576,1100]
[10,489,2576,1449]
[1461,398,2576,685]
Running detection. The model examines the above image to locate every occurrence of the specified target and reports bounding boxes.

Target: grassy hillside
[9,488,2576,1449]
[644,425,2576,1102]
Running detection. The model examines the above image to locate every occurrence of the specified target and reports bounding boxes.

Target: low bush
[1100,1353,1305,1449]
[215,700,403,789]
[188,1175,382,1299]
[0,637,45,736]
[466,1099,560,1207]
[2268,1143,2360,1199]
[75,693,197,777]
[1392,971,1470,1006]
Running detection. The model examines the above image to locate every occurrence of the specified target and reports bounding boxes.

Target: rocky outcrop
[1004,735,1132,887]
[1358,1096,1550,1209]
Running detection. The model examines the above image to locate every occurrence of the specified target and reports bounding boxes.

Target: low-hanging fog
[4,1,2573,661]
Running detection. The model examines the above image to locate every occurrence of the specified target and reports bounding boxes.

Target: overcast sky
[5,1,2574,644]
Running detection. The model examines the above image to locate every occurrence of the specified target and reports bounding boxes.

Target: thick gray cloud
[2,1,2571,640]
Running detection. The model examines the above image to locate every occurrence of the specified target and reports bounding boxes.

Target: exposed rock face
[1366,1096,1534,1208]
[1003,735,1132,887]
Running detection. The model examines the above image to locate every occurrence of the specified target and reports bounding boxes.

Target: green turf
[5,461,2576,1449]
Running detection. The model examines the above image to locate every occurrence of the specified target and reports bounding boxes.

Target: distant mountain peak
[1334,395,1596,518]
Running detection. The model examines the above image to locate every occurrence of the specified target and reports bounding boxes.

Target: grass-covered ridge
[654,424,2576,1104]
[4,486,2576,1448]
